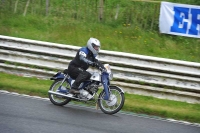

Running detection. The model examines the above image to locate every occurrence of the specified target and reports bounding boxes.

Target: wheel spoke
[50,80,70,104]
[99,88,124,113]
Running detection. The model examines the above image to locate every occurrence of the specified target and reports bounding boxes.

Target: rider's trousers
[68,65,91,89]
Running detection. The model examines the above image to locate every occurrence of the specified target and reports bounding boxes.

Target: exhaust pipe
[48,90,73,98]
[48,90,82,100]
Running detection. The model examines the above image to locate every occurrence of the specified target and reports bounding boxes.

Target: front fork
[101,72,110,100]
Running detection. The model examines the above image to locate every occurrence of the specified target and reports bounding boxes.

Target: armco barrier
[0,35,200,103]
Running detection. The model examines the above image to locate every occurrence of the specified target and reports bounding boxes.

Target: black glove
[93,59,105,70]
[97,61,104,69]
[94,62,100,68]
[91,62,97,67]
[95,62,106,71]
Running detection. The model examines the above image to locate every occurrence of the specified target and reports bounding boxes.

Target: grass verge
[0,72,200,123]
[0,14,199,63]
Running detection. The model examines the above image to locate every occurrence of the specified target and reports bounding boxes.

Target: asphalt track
[0,91,199,133]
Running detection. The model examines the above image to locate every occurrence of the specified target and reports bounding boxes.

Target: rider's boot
[69,83,80,94]
[69,71,91,94]
[69,88,80,94]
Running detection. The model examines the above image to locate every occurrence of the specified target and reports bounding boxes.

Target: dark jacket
[69,47,97,70]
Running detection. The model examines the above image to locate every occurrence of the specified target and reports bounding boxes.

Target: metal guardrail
[0,35,200,103]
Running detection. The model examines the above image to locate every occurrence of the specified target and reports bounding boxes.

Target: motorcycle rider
[68,37,104,94]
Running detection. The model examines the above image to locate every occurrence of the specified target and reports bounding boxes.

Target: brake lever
[99,66,106,72]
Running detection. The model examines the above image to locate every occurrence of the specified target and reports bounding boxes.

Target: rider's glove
[92,62,99,68]
[97,62,105,70]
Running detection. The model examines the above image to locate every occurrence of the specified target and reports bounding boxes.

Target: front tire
[49,79,71,106]
[98,86,125,114]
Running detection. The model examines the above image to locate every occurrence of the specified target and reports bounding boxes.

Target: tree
[14,0,19,13]
[99,0,105,21]
[46,0,49,16]
[23,0,30,16]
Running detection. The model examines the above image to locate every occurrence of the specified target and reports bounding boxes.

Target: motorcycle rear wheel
[49,79,71,106]
[98,86,125,114]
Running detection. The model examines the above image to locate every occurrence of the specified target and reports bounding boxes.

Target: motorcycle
[48,64,125,114]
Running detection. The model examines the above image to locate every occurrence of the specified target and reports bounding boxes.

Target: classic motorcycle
[48,64,125,114]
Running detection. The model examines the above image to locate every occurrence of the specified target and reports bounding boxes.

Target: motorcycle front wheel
[49,79,71,106]
[98,86,125,114]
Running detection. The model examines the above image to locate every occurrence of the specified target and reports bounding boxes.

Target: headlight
[104,64,113,80]
[109,73,113,80]
[104,64,111,72]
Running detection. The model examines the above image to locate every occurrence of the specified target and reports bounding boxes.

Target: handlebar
[94,61,106,72]
[98,66,106,72]
[98,66,103,71]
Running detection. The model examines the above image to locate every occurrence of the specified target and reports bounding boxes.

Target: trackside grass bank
[0,72,200,124]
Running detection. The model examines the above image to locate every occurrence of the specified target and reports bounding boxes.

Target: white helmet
[87,38,101,55]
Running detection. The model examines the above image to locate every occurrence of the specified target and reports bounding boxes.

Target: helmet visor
[92,43,100,52]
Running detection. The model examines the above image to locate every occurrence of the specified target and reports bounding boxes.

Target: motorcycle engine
[79,82,99,100]
[85,82,99,93]
[79,90,93,99]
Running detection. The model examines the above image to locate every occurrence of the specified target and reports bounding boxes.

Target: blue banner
[159,2,200,38]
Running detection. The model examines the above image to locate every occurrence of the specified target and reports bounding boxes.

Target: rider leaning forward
[68,38,104,94]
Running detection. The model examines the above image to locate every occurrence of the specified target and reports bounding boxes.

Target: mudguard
[50,72,65,80]
[109,85,125,94]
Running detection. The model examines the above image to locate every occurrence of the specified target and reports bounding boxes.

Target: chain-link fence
[0,0,162,31]
[1,0,200,31]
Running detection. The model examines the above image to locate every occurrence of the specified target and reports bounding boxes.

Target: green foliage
[0,0,199,63]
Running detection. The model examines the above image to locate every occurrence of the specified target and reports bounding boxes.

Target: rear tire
[49,79,71,106]
[98,86,125,114]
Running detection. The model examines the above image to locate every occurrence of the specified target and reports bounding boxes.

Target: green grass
[0,72,50,97]
[0,14,199,63]
[0,72,200,123]
[0,0,200,63]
